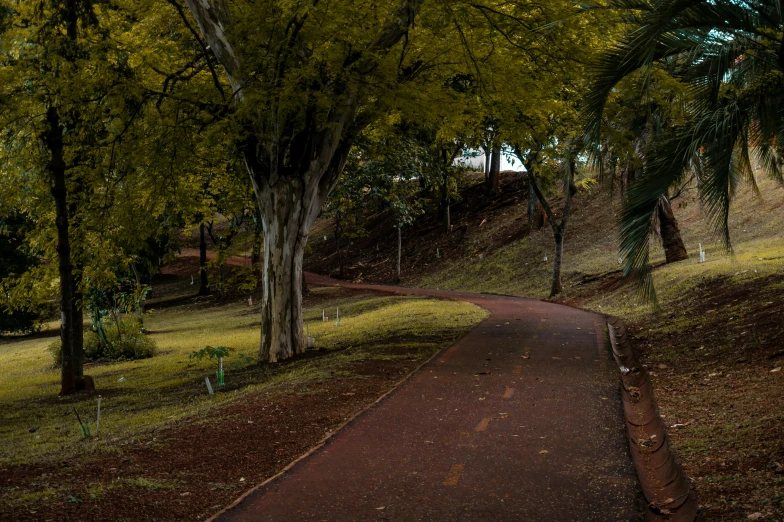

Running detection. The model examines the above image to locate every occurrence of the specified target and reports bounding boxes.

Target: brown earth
[624,276,784,521]
[1,373,418,522]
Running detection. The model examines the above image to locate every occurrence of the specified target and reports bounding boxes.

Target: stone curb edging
[607,318,700,522]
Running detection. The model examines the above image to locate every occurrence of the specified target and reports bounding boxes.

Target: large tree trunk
[45,107,77,396]
[658,191,688,263]
[488,146,501,190]
[198,222,209,295]
[254,177,318,363]
[184,0,419,365]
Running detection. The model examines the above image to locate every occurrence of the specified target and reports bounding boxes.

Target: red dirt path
[214,275,642,521]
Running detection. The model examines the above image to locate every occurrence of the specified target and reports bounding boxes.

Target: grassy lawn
[0,286,485,477]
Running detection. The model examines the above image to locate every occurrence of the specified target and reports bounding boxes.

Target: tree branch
[167,0,227,101]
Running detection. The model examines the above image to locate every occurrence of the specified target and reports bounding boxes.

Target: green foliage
[584,0,784,299]
[0,212,44,334]
[49,319,157,366]
[189,345,232,361]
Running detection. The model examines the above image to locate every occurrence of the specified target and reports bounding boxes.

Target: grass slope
[306,173,784,520]
[424,178,784,520]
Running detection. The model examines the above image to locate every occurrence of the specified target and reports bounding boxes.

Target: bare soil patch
[625,275,784,520]
[1,357,424,521]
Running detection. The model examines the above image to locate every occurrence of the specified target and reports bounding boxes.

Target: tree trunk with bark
[396,225,402,283]
[525,150,578,298]
[551,225,565,296]
[484,146,490,181]
[198,222,209,295]
[440,168,451,234]
[45,107,77,396]
[488,145,501,190]
[527,180,541,230]
[254,177,311,363]
[658,191,688,263]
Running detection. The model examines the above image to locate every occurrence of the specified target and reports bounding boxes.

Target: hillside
[305,173,784,520]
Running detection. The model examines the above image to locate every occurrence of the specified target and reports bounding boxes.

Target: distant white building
[454,147,525,172]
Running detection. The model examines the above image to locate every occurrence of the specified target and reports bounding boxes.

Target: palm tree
[584,0,784,299]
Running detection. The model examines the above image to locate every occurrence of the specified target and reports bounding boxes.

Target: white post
[95,396,102,435]
[336,308,340,327]
[205,377,214,395]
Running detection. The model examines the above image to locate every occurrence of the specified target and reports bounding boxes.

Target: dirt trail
[215,274,641,521]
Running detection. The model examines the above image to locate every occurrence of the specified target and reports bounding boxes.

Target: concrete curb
[607,318,700,522]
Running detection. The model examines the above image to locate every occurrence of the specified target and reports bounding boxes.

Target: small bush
[0,307,40,335]
[49,319,157,366]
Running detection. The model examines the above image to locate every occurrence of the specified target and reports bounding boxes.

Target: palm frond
[619,126,695,301]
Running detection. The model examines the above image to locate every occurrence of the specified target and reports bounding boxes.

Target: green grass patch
[0,289,485,468]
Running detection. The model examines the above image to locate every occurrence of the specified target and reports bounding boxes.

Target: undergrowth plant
[49,319,157,366]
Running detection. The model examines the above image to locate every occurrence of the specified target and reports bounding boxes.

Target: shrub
[0,307,40,335]
[49,319,157,366]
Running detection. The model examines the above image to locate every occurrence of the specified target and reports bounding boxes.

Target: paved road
[216,276,641,521]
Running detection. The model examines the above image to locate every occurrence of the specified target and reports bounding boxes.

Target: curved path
[215,275,641,521]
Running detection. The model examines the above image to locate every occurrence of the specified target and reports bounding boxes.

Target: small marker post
[335,308,340,327]
[95,396,102,435]
[217,358,225,386]
[205,376,214,395]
